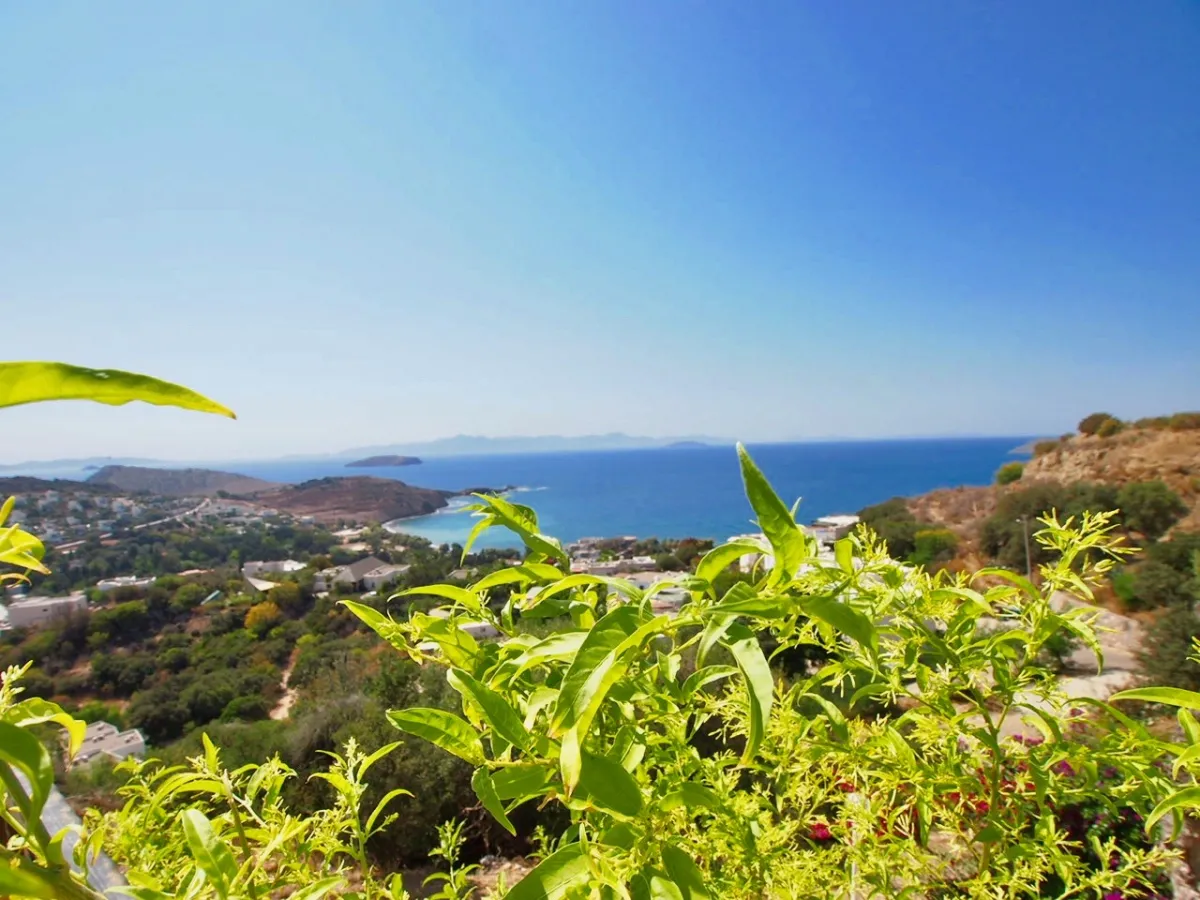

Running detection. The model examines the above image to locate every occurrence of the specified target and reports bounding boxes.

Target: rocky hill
[907,424,1200,536]
[86,465,278,498]
[252,476,449,525]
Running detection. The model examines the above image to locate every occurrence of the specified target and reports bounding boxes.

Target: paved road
[55,497,211,551]
[14,774,125,892]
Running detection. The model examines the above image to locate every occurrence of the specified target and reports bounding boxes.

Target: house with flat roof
[242,560,306,578]
[5,593,88,630]
[72,721,146,767]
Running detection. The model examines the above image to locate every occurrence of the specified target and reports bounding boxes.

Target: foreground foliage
[4,363,1200,897]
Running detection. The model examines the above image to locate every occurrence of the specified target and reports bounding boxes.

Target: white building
[812,514,860,539]
[73,721,146,766]
[96,575,156,592]
[5,593,88,629]
[362,564,410,591]
[242,560,306,578]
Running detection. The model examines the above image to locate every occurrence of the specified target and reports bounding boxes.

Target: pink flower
[809,822,833,841]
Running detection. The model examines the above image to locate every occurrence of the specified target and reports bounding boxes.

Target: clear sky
[2,2,1198,462]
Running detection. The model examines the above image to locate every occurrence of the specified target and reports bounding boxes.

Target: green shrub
[1032,439,1061,457]
[1078,412,1118,435]
[1117,479,1187,539]
[1096,416,1125,437]
[909,527,958,565]
[1169,411,1200,430]
[995,461,1024,485]
[857,497,919,558]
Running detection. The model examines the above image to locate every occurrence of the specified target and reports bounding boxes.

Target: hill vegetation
[86,465,278,497]
[254,476,452,524]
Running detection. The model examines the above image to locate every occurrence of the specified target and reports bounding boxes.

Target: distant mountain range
[330,433,730,459]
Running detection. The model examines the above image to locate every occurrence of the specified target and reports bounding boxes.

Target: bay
[227,437,1029,550]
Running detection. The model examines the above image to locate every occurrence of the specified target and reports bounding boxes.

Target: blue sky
[2,1,1198,462]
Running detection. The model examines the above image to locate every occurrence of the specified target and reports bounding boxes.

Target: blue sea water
[222,438,1029,550]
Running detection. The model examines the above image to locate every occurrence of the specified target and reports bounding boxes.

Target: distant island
[345,455,422,468]
[666,440,709,449]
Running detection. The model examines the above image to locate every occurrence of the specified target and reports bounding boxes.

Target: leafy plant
[344,444,1179,898]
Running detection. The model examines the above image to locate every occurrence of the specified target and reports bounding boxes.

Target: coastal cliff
[253,476,448,525]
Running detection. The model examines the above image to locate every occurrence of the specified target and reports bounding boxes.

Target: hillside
[86,465,278,498]
[252,476,449,524]
[903,423,1200,541]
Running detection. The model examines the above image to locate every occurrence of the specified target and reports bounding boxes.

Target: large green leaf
[448,669,532,752]
[0,362,234,417]
[1110,687,1200,710]
[575,751,643,818]
[0,860,61,899]
[0,721,54,824]
[289,877,347,900]
[491,762,554,800]
[550,607,667,738]
[386,708,485,765]
[10,697,87,757]
[803,595,876,651]
[472,768,516,835]
[681,665,739,700]
[180,809,239,899]
[471,493,566,563]
[737,443,806,581]
[709,582,794,618]
[502,841,592,900]
[400,583,482,615]
[661,845,711,900]
[723,624,774,764]
[694,540,764,586]
[1146,786,1200,834]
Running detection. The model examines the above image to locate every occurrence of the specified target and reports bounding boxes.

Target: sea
[215,437,1030,550]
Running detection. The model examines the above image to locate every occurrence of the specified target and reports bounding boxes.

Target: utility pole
[1018,516,1032,578]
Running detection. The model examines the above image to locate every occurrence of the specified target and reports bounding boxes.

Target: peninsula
[345,455,422,468]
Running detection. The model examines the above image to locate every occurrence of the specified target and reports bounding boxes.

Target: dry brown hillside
[1022,428,1200,530]
[904,425,1200,546]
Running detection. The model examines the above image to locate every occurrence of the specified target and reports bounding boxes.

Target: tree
[1097,417,1124,437]
[995,462,1024,486]
[267,581,304,615]
[1137,606,1200,692]
[1078,412,1118,435]
[245,600,282,636]
[909,528,958,566]
[1117,480,1188,540]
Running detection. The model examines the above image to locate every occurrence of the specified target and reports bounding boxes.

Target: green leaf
[472,768,516,835]
[696,614,736,667]
[472,564,563,592]
[365,786,412,836]
[339,600,397,638]
[471,493,566,563]
[661,845,711,900]
[560,726,582,795]
[400,583,482,615]
[502,841,592,900]
[723,624,774,764]
[0,361,235,417]
[528,573,644,607]
[681,665,738,700]
[1181,709,1200,744]
[709,582,794,618]
[695,541,764,586]
[550,606,664,738]
[507,631,588,682]
[976,823,1004,843]
[386,708,485,766]
[802,595,876,651]
[491,763,554,800]
[1145,786,1200,834]
[834,538,854,575]
[797,692,849,742]
[0,721,54,824]
[180,809,238,899]
[658,783,724,814]
[575,751,643,818]
[11,697,87,757]
[0,860,60,899]
[737,443,806,581]
[1110,687,1200,710]
[448,669,532,752]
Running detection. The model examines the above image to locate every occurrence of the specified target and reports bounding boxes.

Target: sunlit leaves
[0,361,235,418]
